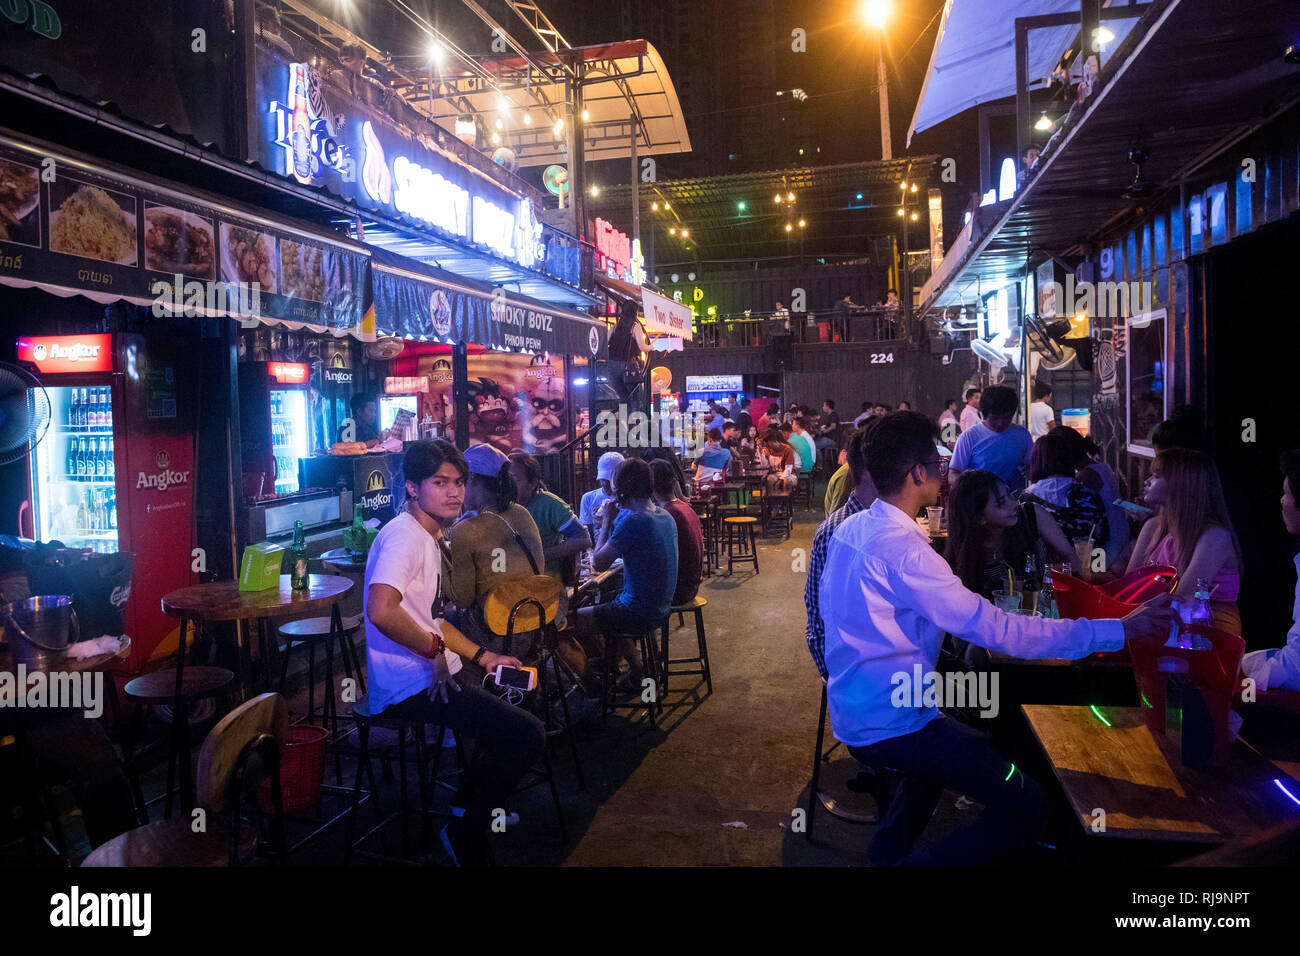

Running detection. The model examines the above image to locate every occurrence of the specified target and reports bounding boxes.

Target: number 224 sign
[870,352,894,365]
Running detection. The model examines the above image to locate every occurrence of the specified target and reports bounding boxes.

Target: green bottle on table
[290,519,309,590]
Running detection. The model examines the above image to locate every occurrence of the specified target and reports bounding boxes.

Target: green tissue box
[239,542,285,591]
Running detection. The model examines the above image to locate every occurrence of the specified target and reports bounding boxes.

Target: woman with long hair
[1127,448,1242,633]
[941,470,1077,669]
[945,470,1079,599]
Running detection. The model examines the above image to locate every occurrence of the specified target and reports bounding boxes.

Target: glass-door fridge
[30,374,119,553]
[238,361,313,495]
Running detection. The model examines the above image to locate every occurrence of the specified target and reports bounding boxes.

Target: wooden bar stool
[122,640,236,822]
[345,695,457,866]
[276,612,365,738]
[659,595,713,697]
[723,515,760,575]
[86,692,287,866]
[601,625,662,728]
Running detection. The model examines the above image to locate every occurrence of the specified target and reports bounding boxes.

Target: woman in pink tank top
[1128,449,1242,633]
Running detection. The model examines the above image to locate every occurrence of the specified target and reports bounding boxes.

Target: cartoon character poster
[416,350,567,455]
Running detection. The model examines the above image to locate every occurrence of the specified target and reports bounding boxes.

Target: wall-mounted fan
[366,336,405,361]
[0,362,52,466]
[1023,314,1093,371]
[971,336,1010,382]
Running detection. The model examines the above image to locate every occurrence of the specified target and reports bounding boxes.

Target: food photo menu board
[0,135,367,333]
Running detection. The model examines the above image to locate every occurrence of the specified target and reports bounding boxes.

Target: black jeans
[384,675,545,846]
[848,715,1049,865]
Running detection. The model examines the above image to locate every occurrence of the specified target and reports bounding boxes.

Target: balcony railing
[688,308,904,347]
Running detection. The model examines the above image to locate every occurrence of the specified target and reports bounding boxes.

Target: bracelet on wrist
[472,645,487,665]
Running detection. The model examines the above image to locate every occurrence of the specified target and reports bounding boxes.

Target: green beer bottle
[291,520,309,590]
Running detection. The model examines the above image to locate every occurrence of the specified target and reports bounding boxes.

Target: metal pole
[630,124,640,274]
[877,37,892,161]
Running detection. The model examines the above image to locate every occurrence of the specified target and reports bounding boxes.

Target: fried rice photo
[50,185,137,263]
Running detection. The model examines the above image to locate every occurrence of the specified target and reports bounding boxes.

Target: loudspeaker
[929,332,951,355]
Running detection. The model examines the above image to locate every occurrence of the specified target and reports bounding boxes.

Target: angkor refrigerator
[16,331,196,672]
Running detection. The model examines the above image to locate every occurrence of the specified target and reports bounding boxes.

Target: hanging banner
[0,134,368,334]
[370,254,607,360]
[642,287,693,341]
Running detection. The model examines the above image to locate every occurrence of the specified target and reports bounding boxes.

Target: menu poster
[0,139,367,333]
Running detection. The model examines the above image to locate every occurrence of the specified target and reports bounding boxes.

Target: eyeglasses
[531,398,564,412]
[913,457,949,479]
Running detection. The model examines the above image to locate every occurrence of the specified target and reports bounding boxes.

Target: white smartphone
[494,664,537,691]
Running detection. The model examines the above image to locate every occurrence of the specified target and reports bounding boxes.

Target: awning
[450,40,691,168]
[908,0,1138,144]
[369,247,607,359]
[0,128,370,337]
[917,0,1300,316]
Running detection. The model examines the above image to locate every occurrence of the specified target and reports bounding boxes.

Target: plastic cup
[926,506,944,532]
[993,589,1022,612]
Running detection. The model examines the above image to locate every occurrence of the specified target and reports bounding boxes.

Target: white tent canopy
[907,0,1138,144]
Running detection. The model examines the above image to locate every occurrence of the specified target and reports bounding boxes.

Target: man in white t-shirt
[1029,381,1055,439]
[959,387,982,433]
[579,451,624,539]
[364,439,545,866]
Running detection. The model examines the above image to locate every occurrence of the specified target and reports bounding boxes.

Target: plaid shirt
[804,491,868,679]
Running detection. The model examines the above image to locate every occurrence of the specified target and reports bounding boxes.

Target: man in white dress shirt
[819,411,1172,865]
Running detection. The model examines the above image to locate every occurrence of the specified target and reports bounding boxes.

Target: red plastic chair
[1100,565,1179,604]
[1129,623,1245,767]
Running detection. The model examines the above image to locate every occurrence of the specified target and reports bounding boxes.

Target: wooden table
[159,575,353,811]
[1022,704,1300,845]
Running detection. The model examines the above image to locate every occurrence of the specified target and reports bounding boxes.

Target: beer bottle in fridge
[95,438,106,478]
[106,436,114,475]
[66,436,77,480]
[68,390,78,432]
[290,520,309,590]
[76,438,87,480]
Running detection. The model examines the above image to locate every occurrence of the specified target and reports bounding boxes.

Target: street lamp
[861,0,892,160]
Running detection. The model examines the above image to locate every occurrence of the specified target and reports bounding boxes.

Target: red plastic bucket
[258,724,329,814]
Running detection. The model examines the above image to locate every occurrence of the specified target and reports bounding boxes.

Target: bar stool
[806,682,894,842]
[601,624,662,728]
[276,613,366,738]
[722,515,760,574]
[122,661,236,821]
[492,596,575,844]
[492,589,585,787]
[793,472,815,511]
[659,595,713,697]
[345,695,457,865]
[762,493,793,538]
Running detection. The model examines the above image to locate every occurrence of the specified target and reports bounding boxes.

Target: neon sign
[268,63,352,185]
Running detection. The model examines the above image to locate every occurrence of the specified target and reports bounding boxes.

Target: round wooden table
[158,574,353,813]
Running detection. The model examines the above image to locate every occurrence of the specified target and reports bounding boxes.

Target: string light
[798,219,806,228]
[785,223,793,232]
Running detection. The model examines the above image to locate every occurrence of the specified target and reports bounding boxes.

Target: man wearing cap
[580,451,625,541]
[446,444,552,652]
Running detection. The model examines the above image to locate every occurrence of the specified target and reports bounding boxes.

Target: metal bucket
[1,595,79,668]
